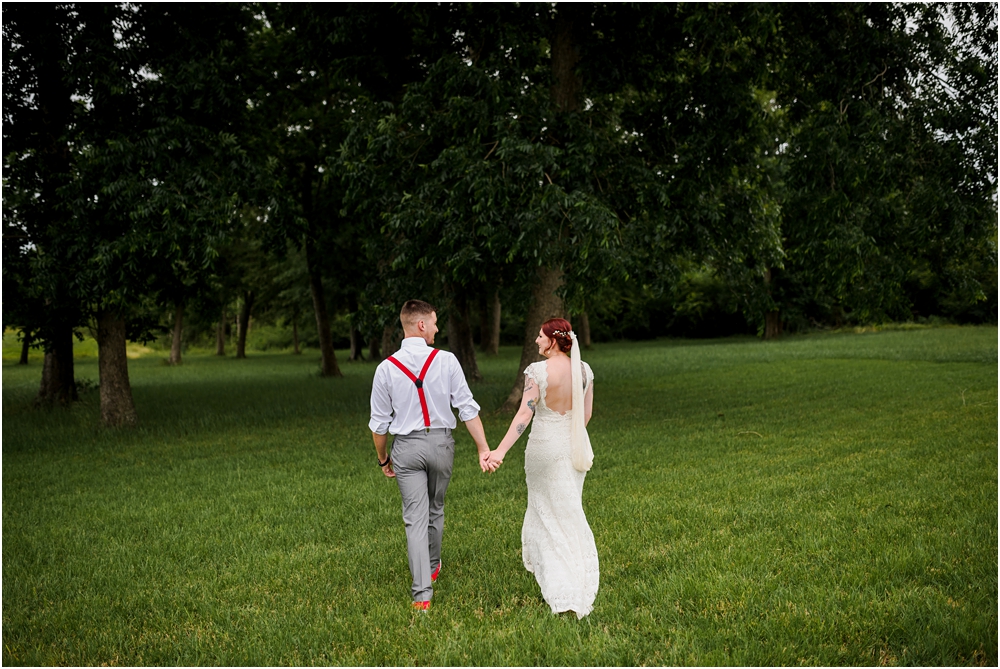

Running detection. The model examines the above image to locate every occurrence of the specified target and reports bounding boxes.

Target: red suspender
[386,348,440,428]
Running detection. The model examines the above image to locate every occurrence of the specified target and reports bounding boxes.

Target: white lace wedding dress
[521,360,600,618]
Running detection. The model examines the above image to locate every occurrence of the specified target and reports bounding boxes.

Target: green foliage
[3,4,262,344]
[4,2,995,370]
[769,3,998,329]
[338,4,793,337]
[580,265,753,342]
[3,328,996,665]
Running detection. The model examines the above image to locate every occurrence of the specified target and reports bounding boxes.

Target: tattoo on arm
[527,398,536,414]
[516,423,526,435]
[524,377,534,392]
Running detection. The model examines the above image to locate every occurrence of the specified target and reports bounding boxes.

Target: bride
[486,318,599,618]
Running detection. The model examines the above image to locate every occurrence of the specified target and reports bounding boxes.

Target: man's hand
[463,416,495,473]
[485,450,504,471]
[381,459,396,478]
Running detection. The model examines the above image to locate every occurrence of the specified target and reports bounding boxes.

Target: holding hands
[480,449,503,473]
[480,371,537,475]
[479,450,497,473]
[481,373,537,474]
[484,450,504,471]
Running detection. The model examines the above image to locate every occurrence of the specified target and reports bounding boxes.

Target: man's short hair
[400,299,436,328]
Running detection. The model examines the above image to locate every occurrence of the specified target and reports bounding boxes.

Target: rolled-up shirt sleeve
[369,365,394,434]
[449,355,481,422]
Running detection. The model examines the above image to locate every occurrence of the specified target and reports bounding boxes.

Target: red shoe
[431,562,442,582]
[412,600,431,611]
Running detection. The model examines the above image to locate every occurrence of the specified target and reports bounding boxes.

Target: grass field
[2,326,997,666]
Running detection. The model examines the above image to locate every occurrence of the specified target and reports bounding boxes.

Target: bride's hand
[485,450,504,470]
[480,451,501,473]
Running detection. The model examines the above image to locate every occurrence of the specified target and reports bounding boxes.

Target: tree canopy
[4,2,996,424]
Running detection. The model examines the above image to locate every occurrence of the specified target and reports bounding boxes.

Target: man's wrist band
[378,454,391,467]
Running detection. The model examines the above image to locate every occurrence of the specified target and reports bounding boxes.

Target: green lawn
[2,326,996,666]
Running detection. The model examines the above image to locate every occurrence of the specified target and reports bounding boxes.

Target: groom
[369,299,494,610]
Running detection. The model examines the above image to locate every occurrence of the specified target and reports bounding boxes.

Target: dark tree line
[4,3,996,425]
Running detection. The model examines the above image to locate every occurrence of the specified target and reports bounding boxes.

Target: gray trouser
[391,427,455,602]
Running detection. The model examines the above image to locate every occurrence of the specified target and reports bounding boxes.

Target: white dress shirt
[369,337,481,436]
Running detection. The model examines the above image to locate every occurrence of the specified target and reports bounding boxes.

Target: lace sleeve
[582,361,594,390]
[525,361,548,407]
[523,362,536,385]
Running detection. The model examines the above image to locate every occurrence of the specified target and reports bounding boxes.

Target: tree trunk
[169,302,183,365]
[489,291,501,355]
[478,295,488,350]
[349,325,364,361]
[551,4,584,114]
[36,324,77,406]
[346,296,364,361]
[24,5,75,405]
[305,238,342,377]
[97,309,138,427]
[299,152,342,376]
[447,291,483,382]
[501,266,565,412]
[579,310,592,348]
[480,289,501,355]
[499,6,582,413]
[292,317,301,354]
[381,324,402,358]
[237,290,254,359]
[764,311,783,340]
[763,268,782,340]
[368,336,382,362]
[215,308,226,356]
[19,334,31,365]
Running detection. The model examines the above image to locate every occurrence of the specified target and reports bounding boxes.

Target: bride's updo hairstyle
[541,318,573,354]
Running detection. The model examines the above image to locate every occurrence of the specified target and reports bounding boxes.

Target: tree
[3,4,83,406]
[268,246,315,356]
[245,4,423,378]
[763,3,997,333]
[4,4,260,426]
[343,4,785,409]
[342,4,619,404]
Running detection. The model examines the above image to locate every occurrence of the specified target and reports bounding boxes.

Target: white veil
[569,331,594,472]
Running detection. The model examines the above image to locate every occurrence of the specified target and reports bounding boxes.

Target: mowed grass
[2,327,996,666]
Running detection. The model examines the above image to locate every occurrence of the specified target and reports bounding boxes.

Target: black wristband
[378,454,391,467]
